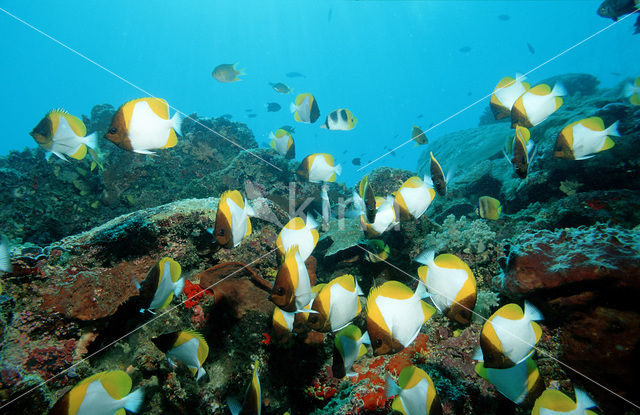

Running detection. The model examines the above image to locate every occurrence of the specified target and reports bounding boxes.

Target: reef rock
[499,224,640,413]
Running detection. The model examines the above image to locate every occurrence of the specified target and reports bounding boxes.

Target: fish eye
[108,127,117,134]
[217,228,225,236]
[275,287,285,296]
[374,338,382,348]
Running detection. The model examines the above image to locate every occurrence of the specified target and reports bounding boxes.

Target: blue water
[0,0,637,185]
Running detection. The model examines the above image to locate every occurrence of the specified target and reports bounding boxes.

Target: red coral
[183,280,212,309]
[586,199,608,210]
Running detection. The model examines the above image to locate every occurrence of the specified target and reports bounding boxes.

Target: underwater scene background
[0,0,639,414]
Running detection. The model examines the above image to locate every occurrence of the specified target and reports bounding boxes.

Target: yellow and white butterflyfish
[307,274,364,332]
[30,109,98,161]
[332,325,370,378]
[214,190,256,248]
[365,280,435,355]
[475,357,545,406]
[532,386,598,415]
[360,195,398,238]
[623,76,640,105]
[415,250,476,325]
[475,301,543,369]
[49,370,144,415]
[269,128,295,160]
[394,176,436,221]
[296,153,342,182]
[428,152,454,197]
[104,97,182,154]
[320,108,358,131]
[136,257,184,313]
[276,216,319,261]
[554,117,620,160]
[385,365,442,415]
[511,83,566,128]
[271,245,315,313]
[290,92,320,124]
[490,74,531,120]
[227,360,262,415]
[151,330,209,380]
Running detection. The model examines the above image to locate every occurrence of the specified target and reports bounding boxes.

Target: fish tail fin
[446,163,456,184]
[289,102,298,113]
[360,331,371,345]
[523,300,543,321]
[472,346,484,361]
[132,277,141,291]
[384,374,401,398]
[574,387,597,412]
[173,277,185,297]
[306,213,319,229]
[515,73,526,82]
[415,281,430,300]
[355,278,364,296]
[83,132,98,150]
[423,174,434,188]
[245,201,256,217]
[414,249,435,266]
[623,82,637,98]
[171,112,183,136]
[334,163,342,176]
[196,366,206,381]
[605,120,620,137]
[552,82,567,97]
[226,396,242,415]
[123,388,145,413]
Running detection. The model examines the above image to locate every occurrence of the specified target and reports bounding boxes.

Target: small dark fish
[512,133,529,179]
[266,102,282,112]
[261,141,270,148]
[248,113,257,118]
[527,43,536,54]
[498,14,510,21]
[245,109,253,112]
[342,150,348,154]
[328,8,333,22]
[459,46,471,53]
[597,0,636,20]
[429,152,447,196]
[280,125,296,134]
[221,113,232,119]
[416,114,423,119]
[611,72,622,76]
[352,157,361,166]
[286,72,306,78]
[390,151,396,157]
[467,92,472,96]
[270,82,292,94]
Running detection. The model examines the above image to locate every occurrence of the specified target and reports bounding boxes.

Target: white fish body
[269,131,290,156]
[149,261,185,310]
[490,302,542,365]
[398,177,434,219]
[328,280,362,332]
[0,235,12,273]
[398,378,431,415]
[76,379,144,415]
[293,250,314,311]
[538,387,596,415]
[341,331,370,376]
[308,155,341,182]
[375,284,428,347]
[279,217,318,261]
[129,101,182,154]
[290,96,311,122]
[484,359,531,404]
[494,75,528,110]
[166,337,206,380]
[423,259,467,313]
[521,83,566,126]
[571,121,619,160]
[49,116,98,160]
[368,196,397,235]
[227,197,255,247]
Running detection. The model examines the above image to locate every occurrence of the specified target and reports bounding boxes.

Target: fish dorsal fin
[496,303,524,320]
[95,371,132,400]
[168,258,182,282]
[522,81,531,90]
[320,153,335,166]
[601,136,615,151]
[515,125,530,144]
[378,280,414,300]
[403,176,424,189]
[433,253,468,271]
[335,274,356,292]
[421,301,436,322]
[140,97,170,120]
[296,93,309,106]
[581,117,605,131]
[529,84,551,95]
[286,217,307,230]
[399,366,428,390]
[495,76,515,89]
[226,190,246,210]
[417,265,428,284]
[535,389,576,411]
[359,175,369,198]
